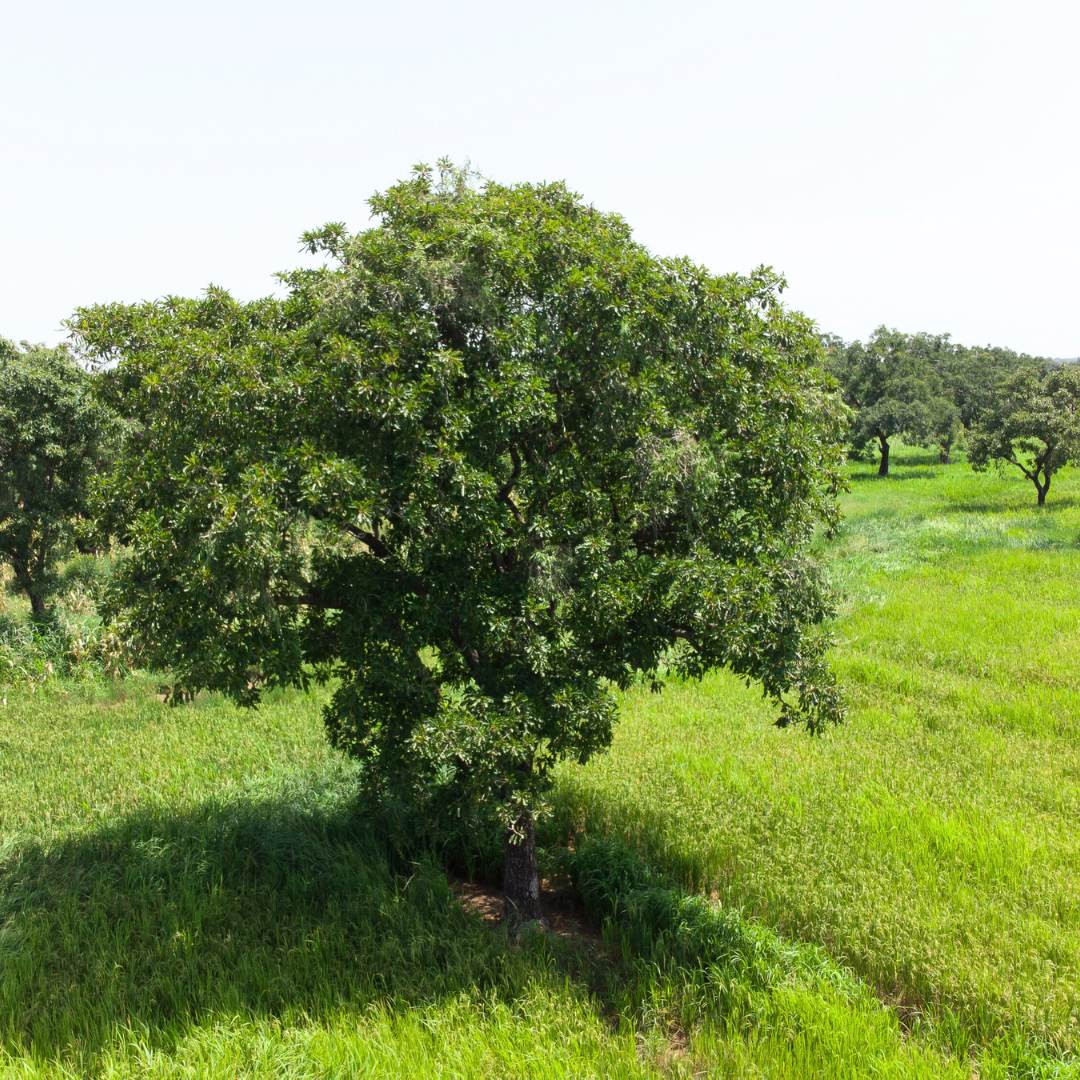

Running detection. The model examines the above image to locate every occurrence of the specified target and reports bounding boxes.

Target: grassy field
[1,449,1078,1077]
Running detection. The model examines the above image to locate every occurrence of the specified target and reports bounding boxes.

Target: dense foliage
[937,343,1042,432]
[826,328,1048,473]
[825,328,952,474]
[74,165,846,915]
[968,362,1080,504]
[0,339,115,617]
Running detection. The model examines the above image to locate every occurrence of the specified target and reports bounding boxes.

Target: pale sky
[3,0,1078,356]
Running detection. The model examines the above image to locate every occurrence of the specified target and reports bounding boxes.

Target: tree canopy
[938,343,1042,433]
[825,329,1050,472]
[826,327,949,475]
[968,363,1080,505]
[74,164,846,919]
[0,339,115,617]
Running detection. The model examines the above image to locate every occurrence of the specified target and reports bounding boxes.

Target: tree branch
[497,445,524,525]
[449,616,482,677]
[343,522,392,558]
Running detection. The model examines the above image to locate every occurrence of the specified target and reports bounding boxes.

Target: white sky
[3,0,1078,356]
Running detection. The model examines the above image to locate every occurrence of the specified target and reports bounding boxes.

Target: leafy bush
[56,552,114,603]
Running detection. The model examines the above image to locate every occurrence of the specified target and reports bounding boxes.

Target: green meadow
[1,449,1078,1077]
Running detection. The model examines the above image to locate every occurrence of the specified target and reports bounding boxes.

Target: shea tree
[74,164,845,921]
[827,328,948,475]
[927,393,962,464]
[0,339,114,618]
[968,363,1080,505]
[939,343,1042,432]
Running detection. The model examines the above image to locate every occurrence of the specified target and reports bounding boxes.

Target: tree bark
[503,810,542,926]
[878,436,890,477]
[939,447,951,465]
[13,562,48,620]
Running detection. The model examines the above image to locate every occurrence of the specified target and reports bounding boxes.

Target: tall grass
[0,451,1077,1075]
[554,448,1080,1068]
[0,682,971,1078]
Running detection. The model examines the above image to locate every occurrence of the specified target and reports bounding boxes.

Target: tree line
[825,327,1080,503]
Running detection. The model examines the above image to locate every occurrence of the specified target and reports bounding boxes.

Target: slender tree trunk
[1036,477,1049,506]
[939,446,951,465]
[878,436,890,477]
[13,561,48,621]
[503,810,542,926]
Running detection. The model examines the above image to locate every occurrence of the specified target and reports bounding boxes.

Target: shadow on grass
[937,493,1080,515]
[849,468,942,483]
[2,779,1068,1076]
[4,779,882,1072]
[0,787,601,1066]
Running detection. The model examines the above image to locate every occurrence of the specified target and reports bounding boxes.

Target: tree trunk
[878,436,890,477]
[503,810,542,926]
[939,446,951,465]
[1037,480,1048,506]
[13,562,48,621]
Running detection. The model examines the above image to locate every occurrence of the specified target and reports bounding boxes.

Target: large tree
[0,339,115,618]
[74,164,846,921]
[826,327,947,475]
[968,363,1080,505]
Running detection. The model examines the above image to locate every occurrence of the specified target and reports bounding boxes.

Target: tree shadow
[6,769,1063,1074]
[937,493,1080,515]
[0,788,606,1067]
[849,468,941,483]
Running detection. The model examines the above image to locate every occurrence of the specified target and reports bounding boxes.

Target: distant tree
[938,344,1042,432]
[927,393,962,464]
[75,165,847,922]
[826,327,947,476]
[0,339,115,617]
[968,364,1080,505]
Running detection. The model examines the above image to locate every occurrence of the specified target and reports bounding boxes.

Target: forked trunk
[1035,469,1050,506]
[503,810,542,926]
[878,436,890,477]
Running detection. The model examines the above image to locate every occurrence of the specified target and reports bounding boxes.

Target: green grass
[1,450,1078,1076]
[556,448,1080,1070]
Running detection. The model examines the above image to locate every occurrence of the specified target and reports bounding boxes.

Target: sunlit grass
[1,447,1078,1075]
[0,675,976,1077]
[555,447,1080,1065]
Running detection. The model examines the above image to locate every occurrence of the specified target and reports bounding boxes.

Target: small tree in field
[74,165,845,921]
[968,364,1080,505]
[0,339,114,618]
[826,328,946,476]
[927,393,962,464]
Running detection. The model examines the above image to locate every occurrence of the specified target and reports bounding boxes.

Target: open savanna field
[1,448,1078,1078]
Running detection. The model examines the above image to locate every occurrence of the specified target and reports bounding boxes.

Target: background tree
[74,164,846,922]
[939,344,1043,432]
[0,339,115,618]
[968,363,1080,505]
[927,393,962,464]
[826,327,947,475]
